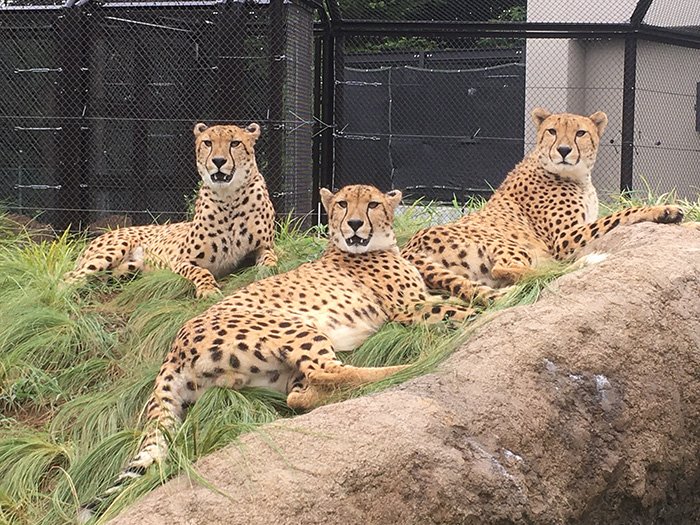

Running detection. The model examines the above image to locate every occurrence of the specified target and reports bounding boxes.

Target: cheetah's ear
[320,188,334,212]
[531,108,552,130]
[193,122,208,137]
[385,189,402,210]
[588,111,608,137]
[246,123,261,141]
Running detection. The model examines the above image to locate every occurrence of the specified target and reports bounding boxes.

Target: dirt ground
[109,222,700,525]
[0,213,56,243]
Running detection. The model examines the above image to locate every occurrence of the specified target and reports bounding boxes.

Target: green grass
[599,177,700,222]
[0,193,698,524]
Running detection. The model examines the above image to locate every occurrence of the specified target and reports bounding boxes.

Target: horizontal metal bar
[103,15,193,32]
[101,1,227,6]
[14,67,62,74]
[0,5,62,11]
[14,126,62,131]
[637,24,700,50]
[14,184,62,190]
[4,204,185,215]
[325,20,700,49]
[0,0,229,12]
[333,20,635,39]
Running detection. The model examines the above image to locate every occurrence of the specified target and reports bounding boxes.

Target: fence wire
[0,0,314,231]
[327,0,700,222]
[0,0,698,230]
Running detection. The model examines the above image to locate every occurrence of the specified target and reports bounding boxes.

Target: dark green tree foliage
[336,0,526,52]
[337,0,526,22]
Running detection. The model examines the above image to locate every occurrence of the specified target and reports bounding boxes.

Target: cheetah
[65,122,277,298]
[401,108,684,302]
[79,184,474,521]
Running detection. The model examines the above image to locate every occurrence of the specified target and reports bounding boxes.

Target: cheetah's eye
[230,140,241,148]
[203,140,212,147]
[367,202,379,209]
[546,128,556,136]
[575,130,586,137]
[337,201,348,209]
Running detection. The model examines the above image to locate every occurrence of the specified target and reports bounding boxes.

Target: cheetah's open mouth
[211,171,233,183]
[345,234,370,247]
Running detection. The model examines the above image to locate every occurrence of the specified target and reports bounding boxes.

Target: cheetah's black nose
[557,145,572,160]
[212,157,226,169]
[347,219,364,232]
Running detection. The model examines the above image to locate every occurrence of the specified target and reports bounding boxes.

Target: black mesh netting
[0,0,314,230]
[327,1,700,220]
[1,0,698,229]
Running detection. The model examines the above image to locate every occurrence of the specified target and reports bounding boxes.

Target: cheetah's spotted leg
[286,381,325,410]
[280,327,407,407]
[408,256,504,305]
[392,300,476,325]
[306,361,409,388]
[286,365,407,409]
[488,236,551,285]
[65,253,128,283]
[66,239,148,284]
[171,260,221,298]
[554,205,684,259]
[112,246,147,277]
[490,263,533,283]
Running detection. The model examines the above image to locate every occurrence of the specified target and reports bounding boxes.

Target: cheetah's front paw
[653,205,684,224]
[474,284,513,305]
[287,386,322,410]
[195,284,222,299]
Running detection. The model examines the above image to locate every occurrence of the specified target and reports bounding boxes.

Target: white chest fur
[580,180,599,223]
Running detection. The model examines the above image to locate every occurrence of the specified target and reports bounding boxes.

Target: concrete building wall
[524,39,626,195]
[580,40,626,195]
[633,41,700,198]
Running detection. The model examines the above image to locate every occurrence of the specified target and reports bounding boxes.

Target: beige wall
[633,42,700,198]
[524,39,626,195]
[526,0,636,23]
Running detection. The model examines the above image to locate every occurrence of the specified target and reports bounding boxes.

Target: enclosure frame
[312,0,700,212]
[1,0,699,227]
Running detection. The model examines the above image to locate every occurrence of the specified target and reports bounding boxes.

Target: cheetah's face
[320,185,402,254]
[193,122,261,193]
[532,108,608,181]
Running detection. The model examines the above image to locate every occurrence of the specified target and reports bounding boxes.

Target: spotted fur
[78,184,474,522]
[65,122,277,298]
[401,108,684,302]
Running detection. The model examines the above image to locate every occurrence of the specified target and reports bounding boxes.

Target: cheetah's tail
[77,402,171,522]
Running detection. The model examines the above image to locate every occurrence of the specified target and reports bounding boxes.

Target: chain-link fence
[0,0,314,231]
[1,0,699,230]
[324,0,700,220]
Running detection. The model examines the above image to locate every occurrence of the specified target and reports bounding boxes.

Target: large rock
[110,223,700,524]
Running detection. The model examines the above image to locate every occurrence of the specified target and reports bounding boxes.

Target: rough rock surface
[110,223,700,525]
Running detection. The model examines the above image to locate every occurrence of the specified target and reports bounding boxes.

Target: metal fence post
[54,5,91,230]
[312,34,323,223]
[267,0,286,211]
[320,31,334,199]
[133,28,151,225]
[621,0,655,194]
[620,35,637,194]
